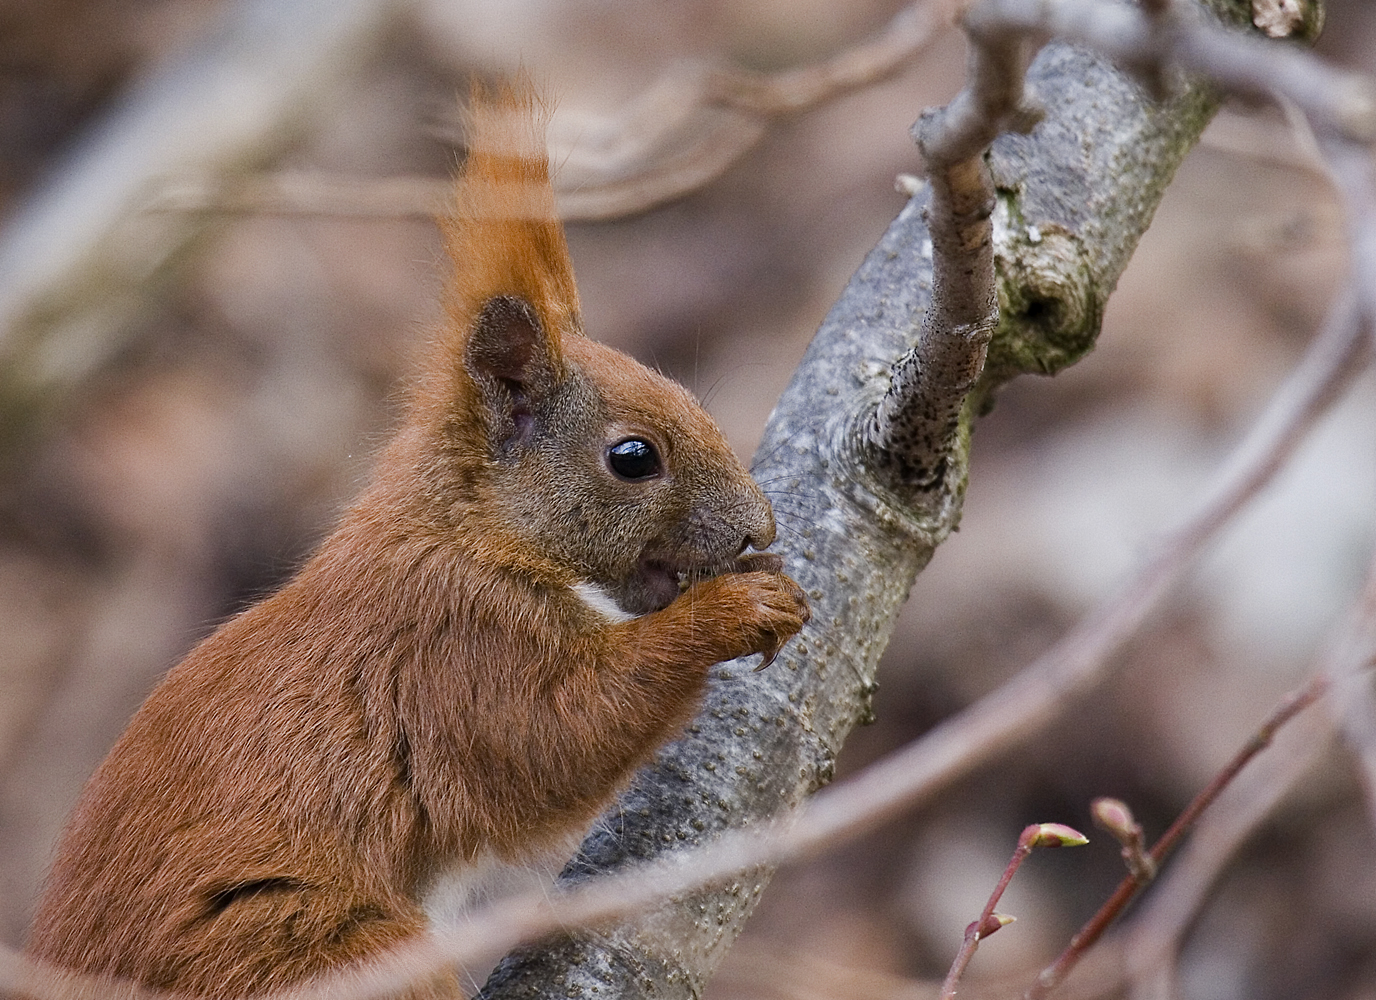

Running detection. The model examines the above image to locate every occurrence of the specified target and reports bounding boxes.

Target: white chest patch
[422,828,586,928]
[422,850,571,994]
[571,581,641,624]
[423,852,555,927]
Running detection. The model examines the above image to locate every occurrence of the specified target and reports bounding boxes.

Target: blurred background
[1,0,1374,997]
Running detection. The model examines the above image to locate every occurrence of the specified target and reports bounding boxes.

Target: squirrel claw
[753,634,786,671]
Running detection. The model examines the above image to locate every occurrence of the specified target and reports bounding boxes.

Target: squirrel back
[26,80,808,999]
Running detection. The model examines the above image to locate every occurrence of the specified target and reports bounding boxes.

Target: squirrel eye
[607,438,662,481]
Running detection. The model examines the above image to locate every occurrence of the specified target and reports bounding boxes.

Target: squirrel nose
[742,529,773,552]
[742,507,776,552]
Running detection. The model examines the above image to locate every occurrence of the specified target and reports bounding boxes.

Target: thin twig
[940,841,1030,1000]
[1050,471,1376,999]
[1113,539,1376,999]
[1025,674,1330,1000]
[940,825,1086,1000]
[1119,683,1335,1000]
[1306,86,1376,831]
[865,3,1042,492]
[980,0,1374,141]
[1090,799,1154,882]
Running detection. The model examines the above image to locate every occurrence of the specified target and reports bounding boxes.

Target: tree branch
[469,2,1353,999]
[864,1,1041,495]
[1119,542,1376,999]
[1027,675,1330,999]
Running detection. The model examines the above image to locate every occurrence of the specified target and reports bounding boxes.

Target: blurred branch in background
[1117,540,1376,1000]
[144,1,947,223]
[0,0,394,445]
[2,0,1376,998]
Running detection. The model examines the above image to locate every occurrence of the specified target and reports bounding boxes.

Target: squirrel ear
[465,295,560,451]
[467,296,548,383]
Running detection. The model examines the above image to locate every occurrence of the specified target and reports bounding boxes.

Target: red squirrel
[26,82,809,998]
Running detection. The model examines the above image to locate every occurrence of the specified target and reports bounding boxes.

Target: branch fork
[864,2,1044,500]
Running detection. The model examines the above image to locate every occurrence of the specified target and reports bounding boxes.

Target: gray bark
[479,3,1260,999]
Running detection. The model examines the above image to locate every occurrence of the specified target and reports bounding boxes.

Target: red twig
[941,824,1087,1000]
[1024,673,1331,999]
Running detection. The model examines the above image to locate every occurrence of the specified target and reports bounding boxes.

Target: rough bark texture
[479,4,1258,999]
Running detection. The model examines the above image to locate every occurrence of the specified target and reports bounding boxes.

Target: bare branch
[1118,704,1328,1000]
[860,0,1371,505]
[1028,674,1329,999]
[864,4,1041,494]
[782,279,1367,869]
[972,0,1365,138]
[1120,551,1376,998]
[144,3,947,224]
[548,0,945,221]
[940,825,1086,1000]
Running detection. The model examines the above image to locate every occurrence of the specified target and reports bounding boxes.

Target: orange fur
[26,79,808,998]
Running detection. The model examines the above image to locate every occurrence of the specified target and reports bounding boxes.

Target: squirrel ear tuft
[467,296,546,385]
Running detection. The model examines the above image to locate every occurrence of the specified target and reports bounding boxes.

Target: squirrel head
[404,80,774,616]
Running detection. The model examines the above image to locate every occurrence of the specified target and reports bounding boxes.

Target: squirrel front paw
[681,569,810,668]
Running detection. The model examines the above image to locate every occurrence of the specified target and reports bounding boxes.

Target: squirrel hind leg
[146,882,444,998]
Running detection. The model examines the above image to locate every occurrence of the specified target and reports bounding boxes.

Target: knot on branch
[1250,0,1324,41]
[982,218,1098,387]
